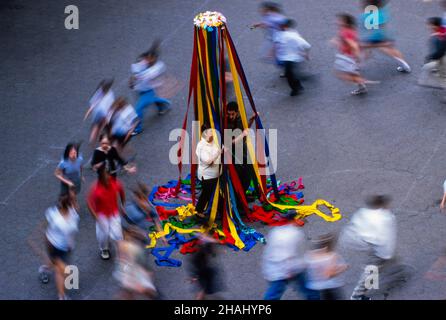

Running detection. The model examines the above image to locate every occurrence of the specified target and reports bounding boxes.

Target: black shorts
[47,242,71,264]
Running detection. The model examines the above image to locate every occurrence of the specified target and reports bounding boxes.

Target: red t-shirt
[339,27,358,57]
[88,178,125,217]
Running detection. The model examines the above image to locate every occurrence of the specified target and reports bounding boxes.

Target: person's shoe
[290,89,301,96]
[131,130,142,136]
[58,294,71,300]
[351,86,368,96]
[100,249,110,260]
[158,106,171,115]
[280,73,286,78]
[38,265,50,284]
[397,65,411,73]
[350,294,371,300]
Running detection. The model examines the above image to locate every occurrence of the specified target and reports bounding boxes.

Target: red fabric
[180,239,200,254]
[247,205,305,227]
[339,27,358,57]
[156,206,178,220]
[88,179,124,217]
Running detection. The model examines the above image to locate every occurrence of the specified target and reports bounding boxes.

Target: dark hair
[98,132,110,142]
[281,18,295,29]
[364,0,386,8]
[97,165,110,187]
[58,193,73,211]
[96,79,114,93]
[366,195,392,209]
[63,142,80,160]
[141,39,162,60]
[227,101,239,112]
[111,96,127,111]
[337,13,356,28]
[428,17,443,28]
[312,233,337,251]
[201,123,208,134]
[260,2,282,13]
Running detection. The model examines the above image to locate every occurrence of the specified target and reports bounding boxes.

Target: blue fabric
[151,245,182,267]
[134,89,171,132]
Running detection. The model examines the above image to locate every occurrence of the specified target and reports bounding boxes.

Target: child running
[332,13,373,95]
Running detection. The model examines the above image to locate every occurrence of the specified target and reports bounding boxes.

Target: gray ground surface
[1,0,446,300]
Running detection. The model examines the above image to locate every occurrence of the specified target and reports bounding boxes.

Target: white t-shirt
[274,29,311,63]
[304,251,346,290]
[340,208,396,260]
[111,104,138,135]
[132,61,166,92]
[262,224,306,281]
[196,137,221,180]
[45,206,80,251]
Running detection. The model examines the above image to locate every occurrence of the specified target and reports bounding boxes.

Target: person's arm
[86,188,98,220]
[54,164,75,188]
[27,220,52,267]
[440,190,446,210]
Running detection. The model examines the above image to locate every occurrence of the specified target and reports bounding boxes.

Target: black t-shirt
[91,147,127,176]
[227,116,248,164]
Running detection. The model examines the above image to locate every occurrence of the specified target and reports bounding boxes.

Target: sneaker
[38,265,50,284]
[58,294,71,300]
[351,87,368,96]
[158,107,171,115]
[350,294,371,300]
[397,66,411,73]
[290,89,301,96]
[100,249,110,260]
[131,130,142,136]
[280,73,286,78]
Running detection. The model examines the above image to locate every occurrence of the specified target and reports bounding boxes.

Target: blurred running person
[188,237,223,300]
[114,221,158,300]
[54,142,84,197]
[84,79,115,144]
[340,195,397,300]
[109,97,139,152]
[262,211,319,300]
[251,2,287,63]
[305,234,348,300]
[87,166,126,260]
[360,0,411,73]
[332,13,369,95]
[273,18,311,96]
[91,134,136,178]
[418,17,446,89]
[130,41,171,136]
[29,191,80,300]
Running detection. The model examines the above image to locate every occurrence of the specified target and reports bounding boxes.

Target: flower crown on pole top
[194,11,227,30]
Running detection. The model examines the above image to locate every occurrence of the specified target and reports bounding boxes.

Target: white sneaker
[100,249,110,260]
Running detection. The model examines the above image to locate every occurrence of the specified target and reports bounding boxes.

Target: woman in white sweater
[195,126,223,217]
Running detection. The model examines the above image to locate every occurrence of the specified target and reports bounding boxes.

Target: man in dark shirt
[226,102,258,208]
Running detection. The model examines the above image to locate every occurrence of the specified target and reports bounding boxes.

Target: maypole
[146,12,342,267]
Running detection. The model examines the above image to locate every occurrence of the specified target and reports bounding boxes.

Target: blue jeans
[264,272,320,300]
[134,89,170,132]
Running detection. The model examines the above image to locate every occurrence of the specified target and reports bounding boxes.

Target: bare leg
[53,259,66,299]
